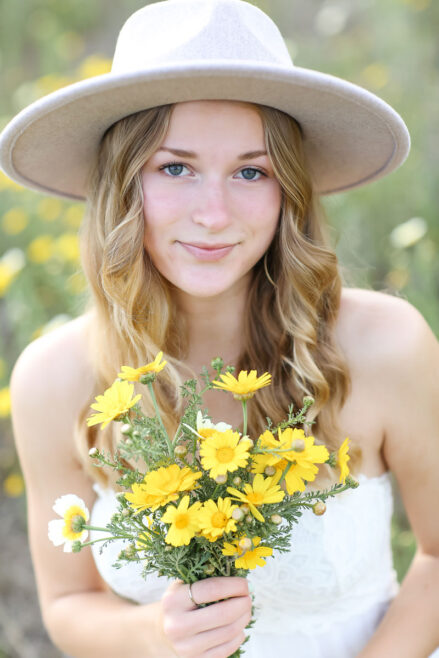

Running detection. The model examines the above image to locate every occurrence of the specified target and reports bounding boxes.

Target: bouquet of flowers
[48,354,357,657]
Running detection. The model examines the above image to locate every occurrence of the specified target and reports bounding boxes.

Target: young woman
[1,1,438,657]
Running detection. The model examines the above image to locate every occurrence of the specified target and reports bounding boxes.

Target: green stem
[241,400,248,436]
[147,381,174,458]
[277,461,292,486]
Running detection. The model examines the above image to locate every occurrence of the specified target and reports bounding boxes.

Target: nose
[191,178,231,231]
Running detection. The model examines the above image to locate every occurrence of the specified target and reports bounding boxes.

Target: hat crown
[112,0,293,74]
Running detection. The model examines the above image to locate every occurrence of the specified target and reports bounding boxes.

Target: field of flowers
[0,0,438,655]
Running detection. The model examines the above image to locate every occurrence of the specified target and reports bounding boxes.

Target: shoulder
[11,312,94,394]
[10,312,96,465]
[337,287,437,370]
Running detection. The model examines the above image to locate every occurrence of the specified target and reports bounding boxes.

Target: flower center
[211,511,228,528]
[216,446,235,463]
[175,513,189,530]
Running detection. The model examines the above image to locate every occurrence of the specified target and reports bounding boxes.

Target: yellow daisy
[252,428,329,495]
[48,494,89,552]
[227,473,285,522]
[212,369,271,400]
[86,380,141,429]
[118,351,167,381]
[200,429,250,478]
[125,464,202,512]
[337,437,351,483]
[222,536,273,569]
[161,495,202,546]
[198,497,238,542]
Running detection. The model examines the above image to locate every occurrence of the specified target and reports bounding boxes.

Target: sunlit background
[0,0,438,655]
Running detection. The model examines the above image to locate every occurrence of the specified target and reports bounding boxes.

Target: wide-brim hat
[0,0,410,201]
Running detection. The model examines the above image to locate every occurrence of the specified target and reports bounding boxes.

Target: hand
[161,577,252,657]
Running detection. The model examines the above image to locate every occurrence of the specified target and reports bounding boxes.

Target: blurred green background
[0,0,437,655]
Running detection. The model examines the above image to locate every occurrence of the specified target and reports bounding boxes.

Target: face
[142,100,282,300]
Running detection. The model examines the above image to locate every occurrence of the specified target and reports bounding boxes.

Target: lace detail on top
[90,472,399,636]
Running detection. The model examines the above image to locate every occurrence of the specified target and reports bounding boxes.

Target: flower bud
[215,474,227,484]
[240,436,254,449]
[211,357,224,371]
[140,373,156,385]
[164,545,172,552]
[174,444,188,458]
[88,447,99,458]
[121,423,132,435]
[72,540,83,553]
[204,564,216,575]
[132,430,141,439]
[270,514,282,525]
[245,515,252,524]
[240,504,250,514]
[122,508,132,517]
[231,507,245,521]
[264,465,277,476]
[232,476,242,486]
[345,475,359,489]
[238,537,252,553]
[312,501,326,516]
[116,492,127,501]
[291,439,305,452]
[303,395,315,407]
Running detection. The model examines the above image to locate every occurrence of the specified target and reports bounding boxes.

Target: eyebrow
[157,147,268,160]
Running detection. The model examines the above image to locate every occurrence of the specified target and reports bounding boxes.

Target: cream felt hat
[0,0,410,201]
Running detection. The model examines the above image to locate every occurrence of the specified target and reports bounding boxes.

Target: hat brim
[0,61,410,200]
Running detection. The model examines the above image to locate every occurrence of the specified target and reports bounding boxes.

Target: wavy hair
[76,101,353,485]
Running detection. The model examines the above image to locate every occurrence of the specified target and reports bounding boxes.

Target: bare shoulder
[10,311,96,468]
[337,287,438,369]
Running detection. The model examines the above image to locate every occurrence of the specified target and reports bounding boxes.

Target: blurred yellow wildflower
[3,473,25,498]
[54,233,80,263]
[0,263,18,296]
[2,208,29,235]
[78,55,112,79]
[35,73,73,95]
[27,235,53,263]
[63,204,84,229]
[0,171,23,191]
[0,387,11,416]
[361,63,389,90]
[37,198,63,222]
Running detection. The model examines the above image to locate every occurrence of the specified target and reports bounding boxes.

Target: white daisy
[48,494,89,553]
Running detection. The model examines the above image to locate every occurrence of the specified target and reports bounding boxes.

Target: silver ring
[188,582,201,608]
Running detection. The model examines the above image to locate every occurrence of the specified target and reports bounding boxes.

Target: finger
[189,595,252,634]
[176,611,250,657]
[186,576,250,608]
[164,577,249,613]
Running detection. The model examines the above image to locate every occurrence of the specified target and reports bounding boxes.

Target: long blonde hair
[76,101,352,484]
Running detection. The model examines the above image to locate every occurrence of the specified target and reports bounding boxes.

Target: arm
[10,319,251,658]
[357,300,439,657]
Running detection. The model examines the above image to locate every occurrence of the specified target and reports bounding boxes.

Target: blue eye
[239,167,265,181]
[160,162,189,177]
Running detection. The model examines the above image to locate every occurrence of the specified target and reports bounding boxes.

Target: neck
[173,275,250,372]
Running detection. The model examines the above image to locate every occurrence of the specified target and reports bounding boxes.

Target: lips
[177,241,236,262]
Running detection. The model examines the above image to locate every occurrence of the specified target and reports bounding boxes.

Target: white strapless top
[90,473,439,657]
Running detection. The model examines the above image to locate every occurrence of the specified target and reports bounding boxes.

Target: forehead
[164,100,264,142]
